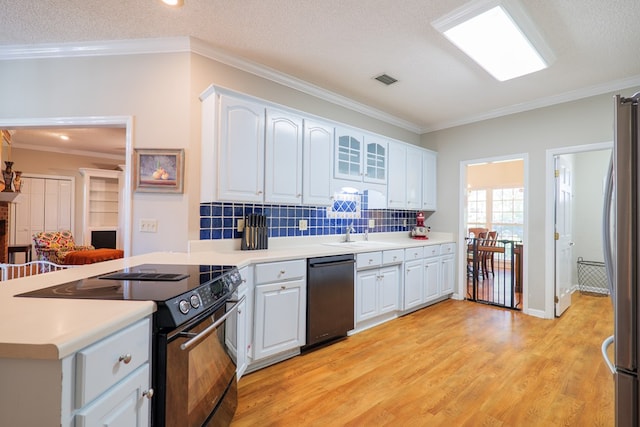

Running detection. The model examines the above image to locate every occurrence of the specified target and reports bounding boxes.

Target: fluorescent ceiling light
[432,0,554,81]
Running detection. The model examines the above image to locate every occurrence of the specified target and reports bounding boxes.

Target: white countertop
[0,232,453,361]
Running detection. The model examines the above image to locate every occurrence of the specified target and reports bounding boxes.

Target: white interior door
[11,176,74,259]
[555,155,574,316]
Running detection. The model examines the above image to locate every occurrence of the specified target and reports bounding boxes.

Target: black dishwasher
[305,254,355,350]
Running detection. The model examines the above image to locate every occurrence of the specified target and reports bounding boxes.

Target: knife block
[241,214,268,250]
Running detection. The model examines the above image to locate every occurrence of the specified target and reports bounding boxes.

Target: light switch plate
[368,219,375,229]
[140,218,158,233]
[299,219,308,231]
[403,219,407,227]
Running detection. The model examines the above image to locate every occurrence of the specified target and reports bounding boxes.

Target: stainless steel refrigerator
[603,92,640,426]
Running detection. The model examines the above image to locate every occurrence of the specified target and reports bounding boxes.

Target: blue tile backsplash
[200,199,419,240]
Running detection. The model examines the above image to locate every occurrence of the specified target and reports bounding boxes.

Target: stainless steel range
[17,263,243,427]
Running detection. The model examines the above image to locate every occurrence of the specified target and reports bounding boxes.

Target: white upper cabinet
[265,108,303,204]
[387,142,407,209]
[363,135,387,185]
[334,128,387,185]
[302,120,334,205]
[422,149,437,211]
[200,87,437,208]
[406,145,422,209]
[388,141,438,211]
[218,94,265,202]
[334,128,363,181]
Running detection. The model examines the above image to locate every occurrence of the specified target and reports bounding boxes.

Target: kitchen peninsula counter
[0,232,454,361]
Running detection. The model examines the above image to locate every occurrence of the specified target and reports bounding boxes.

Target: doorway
[459,154,527,311]
[545,142,612,318]
[0,116,133,256]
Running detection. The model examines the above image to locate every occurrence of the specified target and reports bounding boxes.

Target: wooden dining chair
[467,230,487,278]
[480,231,498,278]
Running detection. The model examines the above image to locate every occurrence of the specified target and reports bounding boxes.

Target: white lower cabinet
[74,363,150,427]
[403,244,456,311]
[403,259,424,310]
[226,266,250,380]
[355,250,403,330]
[424,256,440,302]
[253,259,306,361]
[0,317,152,427]
[73,318,152,425]
[440,242,456,296]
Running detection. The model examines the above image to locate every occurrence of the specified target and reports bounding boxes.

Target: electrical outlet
[298,219,308,231]
[403,219,407,227]
[237,219,245,232]
[368,219,375,229]
[139,218,158,233]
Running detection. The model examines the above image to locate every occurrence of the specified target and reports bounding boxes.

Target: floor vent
[374,73,398,86]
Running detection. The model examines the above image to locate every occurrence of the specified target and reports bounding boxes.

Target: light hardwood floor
[232,293,614,426]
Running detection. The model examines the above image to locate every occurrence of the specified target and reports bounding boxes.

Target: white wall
[421,90,636,312]
[572,149,611,265]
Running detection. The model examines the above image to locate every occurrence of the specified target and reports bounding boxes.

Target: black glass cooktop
[16,264,236,302]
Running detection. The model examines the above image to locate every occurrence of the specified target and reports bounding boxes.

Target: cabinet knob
[279,270,286,275]
[296,193,302,198]
[118,354,132,364]
[143,389,154,399]
[257,190,263,195]
[280,285,286,290]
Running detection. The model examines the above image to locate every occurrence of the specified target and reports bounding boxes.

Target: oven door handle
[179,294,246,351]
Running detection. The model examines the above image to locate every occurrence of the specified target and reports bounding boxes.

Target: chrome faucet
[344,223,355,242]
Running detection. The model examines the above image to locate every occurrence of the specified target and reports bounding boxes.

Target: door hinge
[554,296,559,303]
[554,169,559,178]
[554,232,559,240]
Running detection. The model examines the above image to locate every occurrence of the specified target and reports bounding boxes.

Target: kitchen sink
[322,241,399,249]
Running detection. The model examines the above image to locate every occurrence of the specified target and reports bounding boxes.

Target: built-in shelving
[80,168,122,248]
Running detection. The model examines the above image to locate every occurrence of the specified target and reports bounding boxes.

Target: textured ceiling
[2,0,640,153]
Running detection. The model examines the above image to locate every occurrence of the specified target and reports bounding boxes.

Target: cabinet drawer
[255,259,306,284]
[382,249,404,265]
[423,245,441,258]
[440,243,456,256]
[75,363,150,427]
[357,251,382,269]
[75,318,150,408]
[404,246,424,260]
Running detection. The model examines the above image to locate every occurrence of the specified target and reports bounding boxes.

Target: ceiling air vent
[374,73,398,86]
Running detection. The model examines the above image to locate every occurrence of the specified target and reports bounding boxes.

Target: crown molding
[188,38,423,133]
[425,74,640,132]
[12,142,125,161]
[0,37,191,60]
[0,116,130,160]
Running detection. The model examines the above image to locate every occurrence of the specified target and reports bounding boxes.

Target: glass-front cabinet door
[334,128,387,185]
[335,132,362,181]
[364,136,387,185]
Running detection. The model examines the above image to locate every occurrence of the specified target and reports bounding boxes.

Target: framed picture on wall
[134,148,184,193]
